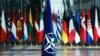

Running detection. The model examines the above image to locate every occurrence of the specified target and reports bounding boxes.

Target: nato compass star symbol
[44,33,55,54]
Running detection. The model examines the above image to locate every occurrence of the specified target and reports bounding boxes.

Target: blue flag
[10,10,16,42]
[41,0,55,56]
[75,10,81,33]
[56,11,62,42]
[75,10,81,43]
[86,10,93,45]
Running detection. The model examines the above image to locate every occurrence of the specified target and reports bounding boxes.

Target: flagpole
[15,41,16,46]
[1,0,2,12]
[95,42,97,47]
[63,0,68,15]
[77,43,79,47]
[71,44,73,47]
[31,42,33,46]
[80,0,82,10]
[21,0,23,19]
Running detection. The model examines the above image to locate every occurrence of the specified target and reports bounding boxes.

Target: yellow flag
[29,9,33,27]
[61,20,68,44]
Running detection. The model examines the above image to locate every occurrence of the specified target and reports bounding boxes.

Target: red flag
[10,10,17,42]
[16,10,22,42]
[38,11,44,44]
[93,8,99,43]
[35,8,44,44]
[61,10,68,44]
[68,10,75,44]
[28,9,34,42]
[86,9,93,44]
[35,8,39,44]
[0,10,7,43]
[52,11,57,42]
[80,9,86,43]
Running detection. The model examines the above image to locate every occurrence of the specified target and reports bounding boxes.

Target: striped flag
[61,10,68,44]
[38,11,44,44]
[0,10,7,43]
[23,9,28,41]
[80,9,86,43]
[35,8,44,44]
[93,8,99,43]
[42,0,55,56]
[68,10,75,44]
[52,12,57,43]
[35,8,39,44]
[86,10,93,45]
[75,10,81,44]
[56,11,62,42]
[28,8,34,42]
[10,10,17,42]
[6,10,11,42]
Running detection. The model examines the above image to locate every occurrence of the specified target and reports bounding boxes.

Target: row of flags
[0,8,44,44]
[0,0,100,45]
[48,8,100,45]
[42,0,100,56]
[52,8,100,45]
[0,0,99,56]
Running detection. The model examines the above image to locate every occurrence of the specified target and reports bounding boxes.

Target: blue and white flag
[75,10,81,44]
[86,10,93,45]
[56,11,62,42]
[10,10,17,42]
[41,0,55,56]
[23,10,28,41]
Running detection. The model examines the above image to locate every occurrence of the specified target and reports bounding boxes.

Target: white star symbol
[43,33,55,54]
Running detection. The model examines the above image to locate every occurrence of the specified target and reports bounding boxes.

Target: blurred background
[0,0,100,56]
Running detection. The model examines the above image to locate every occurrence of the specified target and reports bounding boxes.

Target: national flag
[16,10,22,41]
[93,8,99,43]
[86,10,93,45]
[52,11,57,43]
[68,10,75,44]
[6,10,11,42]
[80,9,86,43]
[56,11,62,42]
[75,31,80,44]
[23,9,28,41]
[28,8,34,42]
[0,10,7,43]
[75,10,81,44]
[38,11,44,44]
[35,8,39,44]
[61,10,68,44]
[10,10,17,42]
[41,0,55,56]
